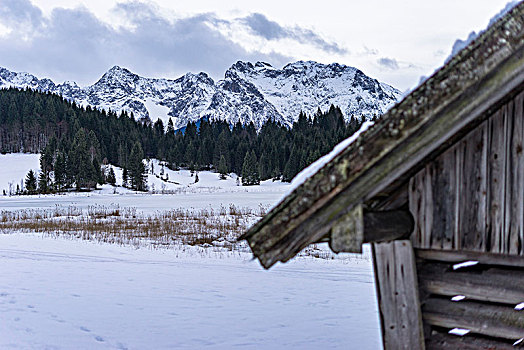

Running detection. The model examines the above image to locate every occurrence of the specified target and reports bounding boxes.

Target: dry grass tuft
[0,204,263,251]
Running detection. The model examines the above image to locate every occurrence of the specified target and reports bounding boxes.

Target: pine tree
[122,167,129,187]
[54,151,67,191]
[39,146,53,192]
[38,171,50,193]
[68,129,92,190]
[167,118,175,134]
[107,167,116,186]
[218,155,228,180]
[128,142,147,191]
[283,144,300,182]
[25,170,37,194]
[241,150,260,186]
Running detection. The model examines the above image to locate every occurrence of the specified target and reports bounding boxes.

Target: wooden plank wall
[409,91,524,255]
[415,249,524,349]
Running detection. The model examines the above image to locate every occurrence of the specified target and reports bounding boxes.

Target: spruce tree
[39,146,53,192]
[167,118,175,134]
[54,151,67,191]
[283,145,300,182]
[107,167,116,186]
[25,170,37,194]
[68,129,92,190]
[241,150,260,186]
[128,142,147,191]
[38,171,50,194]
[122,167,129,187]
[218,155,228,180]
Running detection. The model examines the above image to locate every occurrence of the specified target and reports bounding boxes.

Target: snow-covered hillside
[0,61,401,129]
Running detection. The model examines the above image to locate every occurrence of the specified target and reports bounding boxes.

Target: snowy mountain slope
[231,61,400,127]
[0,61,401,129]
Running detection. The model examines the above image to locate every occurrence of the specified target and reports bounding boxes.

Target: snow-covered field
[0,153,382,349]
[0,154,290,214]
[0,234,381,349]
[0,153,40,196]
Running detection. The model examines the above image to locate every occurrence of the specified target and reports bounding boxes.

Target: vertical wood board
[409,170,425,249]
[487,107,507,253]
[372,240,425,350]
[507,92,524,255]
[459,122,488,251]
[429,148,458,250]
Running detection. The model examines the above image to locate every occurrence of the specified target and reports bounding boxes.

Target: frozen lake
[0,234,382,349]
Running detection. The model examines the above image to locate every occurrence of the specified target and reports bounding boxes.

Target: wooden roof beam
[330,205,414,253]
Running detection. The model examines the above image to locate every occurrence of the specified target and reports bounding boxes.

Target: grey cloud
[0,1,291,85]
[362,46,378,56]
[0,0,43,30]
[377,57,399,70]
[241,13,287,40]
[241,13,347,55]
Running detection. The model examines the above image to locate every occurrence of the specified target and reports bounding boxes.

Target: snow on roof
[287,121,374,195]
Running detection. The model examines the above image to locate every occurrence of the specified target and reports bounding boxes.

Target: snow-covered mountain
[0,61,401,129]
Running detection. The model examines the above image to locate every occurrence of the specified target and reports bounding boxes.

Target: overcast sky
[0,0,516,91]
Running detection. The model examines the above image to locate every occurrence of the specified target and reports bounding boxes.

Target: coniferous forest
[0,88,364,192]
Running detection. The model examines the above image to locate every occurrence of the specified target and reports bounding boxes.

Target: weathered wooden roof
[241,3,524,269]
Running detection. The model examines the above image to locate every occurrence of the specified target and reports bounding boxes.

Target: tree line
[0,87,364,192]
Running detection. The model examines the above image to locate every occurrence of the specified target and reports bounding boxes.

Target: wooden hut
[240,4,524,349]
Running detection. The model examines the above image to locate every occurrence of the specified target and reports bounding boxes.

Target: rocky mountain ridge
[0,61,401,129]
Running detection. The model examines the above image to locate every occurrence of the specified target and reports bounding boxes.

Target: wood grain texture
[508,91,524,255]
[373,240,425,350]
[409,170,425,248]
[417,262,524,305]
[422,297,524,340]
[415,248,524,268]
[430,149,458,250]
[487,107,506,253]
[426,331,517,350]
[410,90,524,256]
[329,204,363,253]
[410,148,460,250]
[459,123,488,252]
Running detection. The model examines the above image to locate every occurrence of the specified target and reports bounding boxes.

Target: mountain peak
[100,65,137,81]
[0,61,402,129]
[107,65,130,74]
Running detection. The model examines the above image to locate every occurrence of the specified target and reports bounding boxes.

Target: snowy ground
[0,154,290,214]
[0,153,382,349]
[0,234,382,350]
[0,153,40,196]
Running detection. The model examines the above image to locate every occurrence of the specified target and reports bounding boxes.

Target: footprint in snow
[94,336,104,342]
[80,326,90,332]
